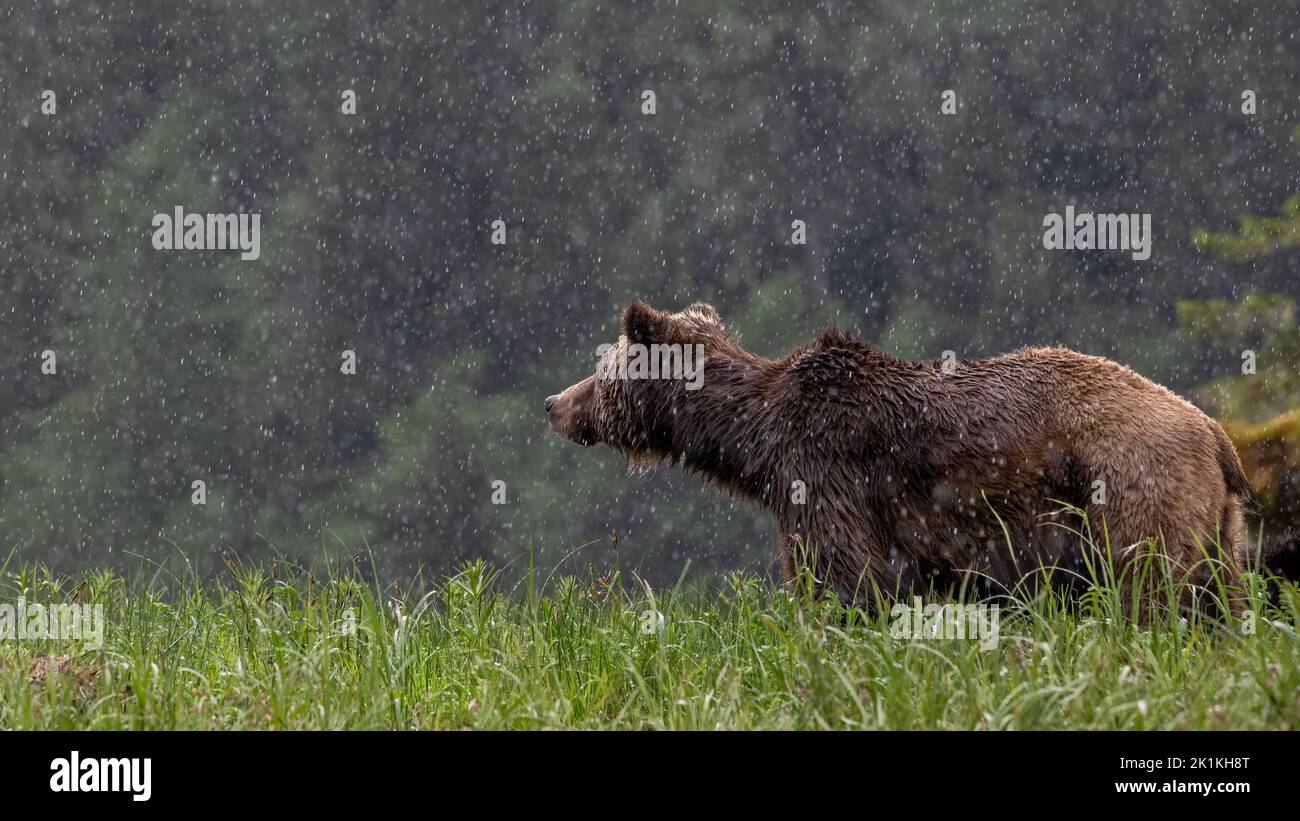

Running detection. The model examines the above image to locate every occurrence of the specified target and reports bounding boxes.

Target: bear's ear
[621,300,670,345]
[684,302,722,325]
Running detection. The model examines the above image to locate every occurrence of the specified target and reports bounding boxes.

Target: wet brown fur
[547,301,1284,609]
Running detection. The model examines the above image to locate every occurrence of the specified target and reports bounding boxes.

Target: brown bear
[546,300,1297,609]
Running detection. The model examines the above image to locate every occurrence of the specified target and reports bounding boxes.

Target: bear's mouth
[547,414,597,446]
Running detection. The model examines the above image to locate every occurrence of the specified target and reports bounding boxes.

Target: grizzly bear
[546,300,1297,609]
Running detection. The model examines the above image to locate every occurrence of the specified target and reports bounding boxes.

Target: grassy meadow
[2,537,1298,731]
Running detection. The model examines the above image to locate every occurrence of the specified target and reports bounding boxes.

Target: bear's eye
[595,343,621,380]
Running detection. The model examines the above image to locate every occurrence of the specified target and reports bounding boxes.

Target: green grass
[1,548,1298,730]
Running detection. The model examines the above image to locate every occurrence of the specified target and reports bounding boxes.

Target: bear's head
[546,300,732,462]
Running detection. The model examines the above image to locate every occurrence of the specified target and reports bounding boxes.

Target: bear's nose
[545,395,558,413]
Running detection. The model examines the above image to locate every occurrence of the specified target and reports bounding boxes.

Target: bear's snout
[545,376,598,446]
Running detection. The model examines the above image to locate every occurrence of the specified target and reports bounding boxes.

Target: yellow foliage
[1224,409,1300,512]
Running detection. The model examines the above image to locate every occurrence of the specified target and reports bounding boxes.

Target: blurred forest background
[2,1,1299,584]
